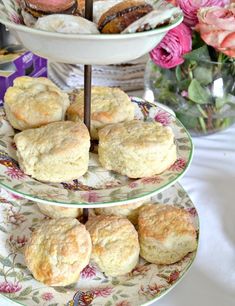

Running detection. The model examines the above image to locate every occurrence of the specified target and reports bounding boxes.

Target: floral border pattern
[0,183,199,306]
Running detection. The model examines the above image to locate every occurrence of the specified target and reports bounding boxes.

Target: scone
[24,218,92,286]
[138,204,197,264]
[98,120,177,178]
[4,76,70,130]
[67,87,135,140]
[14,121,90,182]
[86,215,140,276]
[37,202,83,218]
[98,0,153,33]
[95,201,144,225]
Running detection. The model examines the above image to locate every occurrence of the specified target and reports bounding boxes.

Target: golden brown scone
[95,201,144,225]
[37,202,83,219]
[138,204,197,264]
[98,120,177,178]
[86,215,140,276]
[14,121,90,183]
[24,218,92,286]
[98,0,153,33]
[4,76,70,131]
[67,87,135,140]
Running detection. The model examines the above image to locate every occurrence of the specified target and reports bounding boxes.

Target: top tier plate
[0,0,183,65]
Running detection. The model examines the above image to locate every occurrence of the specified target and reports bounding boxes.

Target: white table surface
[1,124,235,306]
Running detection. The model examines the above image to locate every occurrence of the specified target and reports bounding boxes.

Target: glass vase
[144,58,235,136]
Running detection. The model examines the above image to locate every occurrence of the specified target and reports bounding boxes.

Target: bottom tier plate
[0,183,199,306]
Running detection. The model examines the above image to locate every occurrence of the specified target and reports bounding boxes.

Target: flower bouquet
[145,0,235,136]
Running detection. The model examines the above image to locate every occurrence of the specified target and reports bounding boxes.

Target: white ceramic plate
[0,0,183,64]
[0,183,199,306]
[0,97,193,207]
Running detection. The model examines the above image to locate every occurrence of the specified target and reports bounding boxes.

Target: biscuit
[138,204,197,264]
[98,0,153,34]
[4,76,70,130]
[37,202,83,219]
[67,87,135,139]
[94,201,144,225]
[98,120,177,178]
[24,218,92,286]
[14,121,90,182]
[86,215,140,276]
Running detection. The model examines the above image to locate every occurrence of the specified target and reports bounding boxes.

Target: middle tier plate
[0,97,193,207]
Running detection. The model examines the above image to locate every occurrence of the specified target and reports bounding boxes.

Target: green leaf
[19,286,32,296]
[123,282,135,287]
[120,294,129,298]
[48,304,59,306]
[178,190,185,198]
[193,66,213,85]
[183,45,210,61]
[179,145,191,151]
[0,256,13,268]
[32,296,40,304]
[0,268,5,276]
[176,112,199,130]
[175,65,182,81]
[0,140,7,148]
[53,287,68,293]
[33,291,39,296]
[177,137,189,144]
[188,79,211,104]
[0,225,7,233]
[157,193,163,200]
[104,302,112,306]
[15,263,27,269]
[112,295,118,301]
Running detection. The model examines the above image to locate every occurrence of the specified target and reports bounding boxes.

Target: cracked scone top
[24,218,92,286]
[14,121,90,183]
[98,120,177,178]
[86,215,140,277]
[4,76,70,130]
[67,86,135,140]
[138,204,197,264]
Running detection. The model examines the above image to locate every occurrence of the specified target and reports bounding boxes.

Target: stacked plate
[48,55,148,92]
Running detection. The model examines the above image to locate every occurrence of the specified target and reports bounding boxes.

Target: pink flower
[81,191,101,203]
[128,181,138,189]
[0,281,22,293]
[150,23,192,69]
[187,207,197,217]
[141,176,162,184]
[81,264,97,279]
[116,301,131,306]
[10,13,22,24]
[91,287,113,297]
[154,110,171,126]
[5,167,26,180]
[11,142,17,150]
[139,283,165,297]
[41,292,54,301]
[181,90,188,97]
[9,235,28,249]
[170,158,186,171]
[197,5,235,57]
[167,271,180,283]
[178,0,229,27]
[8,210,26,225]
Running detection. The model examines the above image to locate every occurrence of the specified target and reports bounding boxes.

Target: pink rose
[150,23,192,69]
[177,0,229,27]
[197,5,235,57]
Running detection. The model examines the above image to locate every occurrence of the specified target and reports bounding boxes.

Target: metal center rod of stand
[83,0,93,224]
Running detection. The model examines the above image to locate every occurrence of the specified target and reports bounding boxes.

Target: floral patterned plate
[0,183,199,306]
[0,97,193,207]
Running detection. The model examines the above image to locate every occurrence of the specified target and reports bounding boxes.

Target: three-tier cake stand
[0,1,199,305]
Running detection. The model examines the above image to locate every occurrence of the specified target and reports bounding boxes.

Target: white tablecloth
[1,124,235,306]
